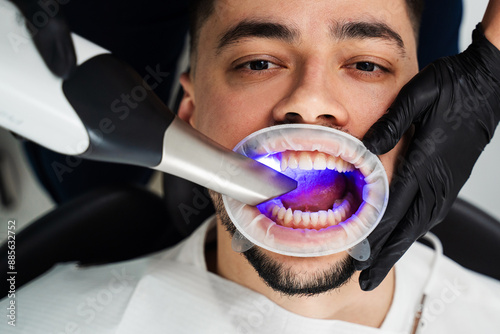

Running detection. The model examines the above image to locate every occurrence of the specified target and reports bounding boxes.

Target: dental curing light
[0,1,296,206]
[223,125,390,260]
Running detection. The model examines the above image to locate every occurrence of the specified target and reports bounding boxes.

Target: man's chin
[243,246,356,297]
[211,190,356,296]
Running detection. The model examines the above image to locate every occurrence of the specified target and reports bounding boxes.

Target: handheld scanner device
[0,1,296,205]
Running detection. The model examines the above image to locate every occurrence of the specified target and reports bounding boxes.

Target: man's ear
[177,72,196,127]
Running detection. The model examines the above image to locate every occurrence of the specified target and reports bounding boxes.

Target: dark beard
[211,191,357,297]
[243,247,356,297]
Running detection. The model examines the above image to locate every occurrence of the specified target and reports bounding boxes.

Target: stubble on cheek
[209,190,237,236]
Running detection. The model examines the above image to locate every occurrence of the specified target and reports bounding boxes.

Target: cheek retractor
[222,124,389,260]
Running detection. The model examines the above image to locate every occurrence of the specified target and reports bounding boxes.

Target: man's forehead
[205,0,414,50]
[209,0,411,27]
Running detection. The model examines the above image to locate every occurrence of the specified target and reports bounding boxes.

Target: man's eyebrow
[217,20,298,53]
[332,21,406,55]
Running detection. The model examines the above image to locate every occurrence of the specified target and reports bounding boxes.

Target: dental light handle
[0,2,296,206]
[63,54,297,206]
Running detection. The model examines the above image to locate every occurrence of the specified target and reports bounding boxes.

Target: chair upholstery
[427,197,500,280]
[0,184,180,299]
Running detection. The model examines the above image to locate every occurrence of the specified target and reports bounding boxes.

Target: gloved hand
[10,0,76,78]
[356,23,500,291]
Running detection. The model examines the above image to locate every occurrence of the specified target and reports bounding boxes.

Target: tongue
[278,169,346,212]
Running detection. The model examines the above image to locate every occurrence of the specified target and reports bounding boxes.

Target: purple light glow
[256,153,366,224]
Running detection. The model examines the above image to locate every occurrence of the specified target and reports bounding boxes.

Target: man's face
[179,0,419,294]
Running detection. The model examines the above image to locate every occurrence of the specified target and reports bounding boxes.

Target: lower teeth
[264,193,354,230]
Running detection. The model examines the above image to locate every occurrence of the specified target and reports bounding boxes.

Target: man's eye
[355,62,379,72]
[344,60,389,78]
[242,60,279,71]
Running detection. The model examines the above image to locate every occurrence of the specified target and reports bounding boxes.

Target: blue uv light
[256,154,281,172]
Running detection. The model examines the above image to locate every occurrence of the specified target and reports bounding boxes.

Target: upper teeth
[279,151,354,173]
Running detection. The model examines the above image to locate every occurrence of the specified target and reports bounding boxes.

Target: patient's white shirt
[2,216,500,333]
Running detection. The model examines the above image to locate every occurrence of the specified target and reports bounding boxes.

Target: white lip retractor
[222,124,390,261]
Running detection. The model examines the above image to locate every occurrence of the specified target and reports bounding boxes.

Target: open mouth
[222,124,389,258]
[257,150,365,230]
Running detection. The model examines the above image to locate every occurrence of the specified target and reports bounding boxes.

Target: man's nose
[272,63,349,127]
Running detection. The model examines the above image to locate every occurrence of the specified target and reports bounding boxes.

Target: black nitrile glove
[10,0,76,78]
[357,24,500,291]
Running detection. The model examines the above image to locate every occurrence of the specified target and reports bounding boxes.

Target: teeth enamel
[279,151,354,173]
[313,153,327,170]
[298,152,313,170]
[327,209,335,224]
[278,207,286,220]
[319,210,327,225]
[289,154,299,169]
[334,206,344,221]
[293,210,302,227]
[272,205,280,218]
[345,161,355,172]
[270,191,355,230]
[284,208,293,227]
[280,156,288,172]
[301,212,311,225]
[326,156,337,170]
[310,212,319,227]
[337,160,345,173]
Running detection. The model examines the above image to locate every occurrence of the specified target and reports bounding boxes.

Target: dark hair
[188,0,424,58]
[406,0,425,39]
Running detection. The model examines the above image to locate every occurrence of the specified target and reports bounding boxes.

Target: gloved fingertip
[364,143,387,156]
[362,128,393,155]
[361,138,378,154]
[358,267,387,291]
[359,276,373,292]
[354,259,371,271]
[360,277,379,292]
